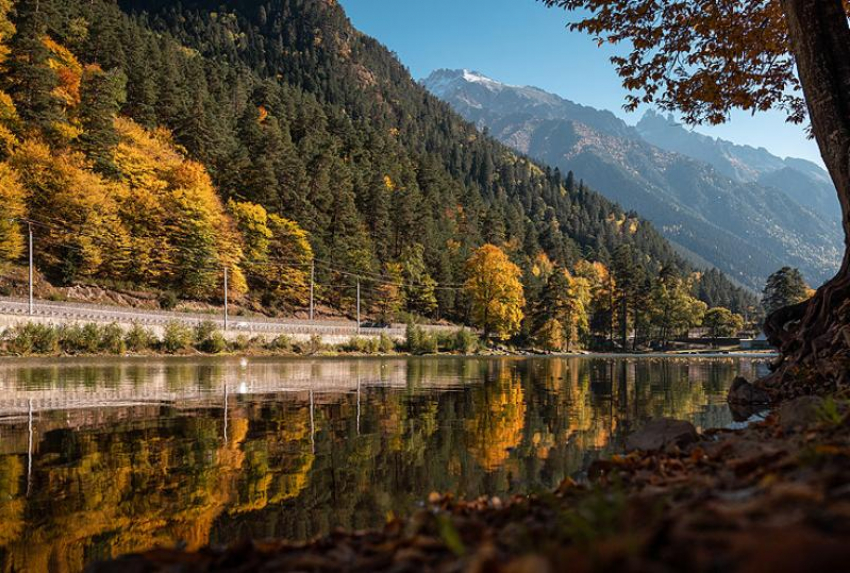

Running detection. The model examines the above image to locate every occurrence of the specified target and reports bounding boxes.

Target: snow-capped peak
[461,69,505,88]
[422,69,508,98]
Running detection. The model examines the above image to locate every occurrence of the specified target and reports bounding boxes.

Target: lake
[0,355,770,572]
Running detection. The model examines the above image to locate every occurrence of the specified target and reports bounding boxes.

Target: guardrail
[0,296,462,337]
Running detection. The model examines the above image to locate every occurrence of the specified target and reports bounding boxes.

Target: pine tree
[763,267,811,316]
[401,243,438,317]
[4,0,62,132]
[77,65,126,175]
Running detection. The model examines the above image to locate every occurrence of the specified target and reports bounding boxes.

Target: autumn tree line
[0,0,758,347]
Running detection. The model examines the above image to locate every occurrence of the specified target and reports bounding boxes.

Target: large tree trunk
[762,0,850,398]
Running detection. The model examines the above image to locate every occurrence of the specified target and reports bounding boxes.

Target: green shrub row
[341,334,396,355]
[1,321,477,356]
[405,324,479,355]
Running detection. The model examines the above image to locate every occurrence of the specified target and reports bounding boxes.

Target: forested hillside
[0,0,755,339]
[424,70,841,291]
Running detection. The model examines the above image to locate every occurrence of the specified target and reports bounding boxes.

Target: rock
[779,395,825,432]
[626,419,698,452]
[728,401,767,423]
[727,377,771,405]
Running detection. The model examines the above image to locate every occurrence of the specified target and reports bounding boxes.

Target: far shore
[0,348,778,361]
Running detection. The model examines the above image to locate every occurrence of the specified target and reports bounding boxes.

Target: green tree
[401,243,438,317]
[532,268,590,351]
[77,64,126,175]
[650,273,707,347]
[762,267,811,316]
[612,245,639,349]
[3,0,62,132]
[704,307,745,343]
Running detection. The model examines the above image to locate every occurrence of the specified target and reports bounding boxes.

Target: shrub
[453,329,478,354]
[379,333,395,354]
[162,321,193,353]
[405,323,422,352]
[406,323,438,355]
[294,334,323,355]
[100,323,126,355]
[267,334,292,352]
[7,322,59,355]
[125,322,156,352]
[59,323,101,354]
[194,320,218,344]
[228,334,250,352]
[158,291,178,311]
[194,320,225,353]
[201,331,227,354]
[343,336,371,353]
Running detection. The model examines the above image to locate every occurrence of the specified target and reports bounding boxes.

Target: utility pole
[223,266,229,331]
[28,222,33,316]
[356,279,361,334]
[309,260,315,322]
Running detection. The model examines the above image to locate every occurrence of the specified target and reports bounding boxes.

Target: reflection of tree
[464,367,526,471]
[0,456,25,546]
[230,405,315,513]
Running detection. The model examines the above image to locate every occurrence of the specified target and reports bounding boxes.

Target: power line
[10,215,469,292]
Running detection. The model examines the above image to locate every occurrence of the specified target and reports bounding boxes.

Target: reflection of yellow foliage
[0,456,25,545]
[532,431,555,460]
[230,407,315,514]
[465,369,526,471]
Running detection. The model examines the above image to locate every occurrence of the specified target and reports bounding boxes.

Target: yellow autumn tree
[464,244,525,340]
[574,259,617,342]
[0,162,26,263]
[10,140,131,281]
[0,0,17,153]
[113,118,246,297]
[42,36,83,142]
[228,199,313,307]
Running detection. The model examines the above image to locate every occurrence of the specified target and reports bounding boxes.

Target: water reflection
[0,355,769,572]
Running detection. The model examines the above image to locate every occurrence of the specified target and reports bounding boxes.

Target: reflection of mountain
[423,70,842,289]
[0,357,766,572]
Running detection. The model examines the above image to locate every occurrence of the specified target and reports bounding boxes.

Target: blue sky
[339,0,823,166]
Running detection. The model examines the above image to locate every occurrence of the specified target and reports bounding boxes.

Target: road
[0,296,458,338]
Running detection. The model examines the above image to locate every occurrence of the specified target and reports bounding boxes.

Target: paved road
[0,296,457,337]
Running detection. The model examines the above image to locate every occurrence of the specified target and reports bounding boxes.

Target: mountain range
[423,69,842,290]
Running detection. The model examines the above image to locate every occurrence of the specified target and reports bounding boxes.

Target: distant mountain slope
[636,110,841,221]
[424,70,842,289]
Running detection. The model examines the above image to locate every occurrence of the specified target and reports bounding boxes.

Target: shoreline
[0,349,778,361]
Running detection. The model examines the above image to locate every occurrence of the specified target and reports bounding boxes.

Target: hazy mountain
[424,69,842,289]
[636,110,841,221]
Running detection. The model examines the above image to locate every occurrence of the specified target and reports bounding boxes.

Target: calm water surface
[0,355,770,572]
